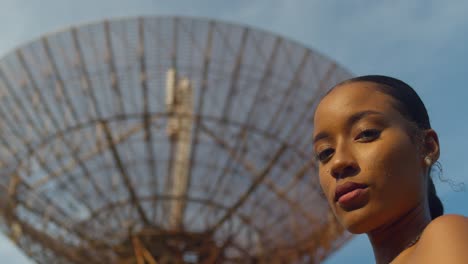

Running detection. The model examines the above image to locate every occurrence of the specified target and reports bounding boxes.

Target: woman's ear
[423,129,440,163]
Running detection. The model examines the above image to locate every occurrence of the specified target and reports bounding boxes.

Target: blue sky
[0,0,467,263]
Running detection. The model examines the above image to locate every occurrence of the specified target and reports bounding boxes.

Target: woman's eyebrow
[313,110,384,144]
[347,110,384,127]
[313,131,329,144]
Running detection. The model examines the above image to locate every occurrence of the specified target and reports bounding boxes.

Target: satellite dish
[0,16,352,263]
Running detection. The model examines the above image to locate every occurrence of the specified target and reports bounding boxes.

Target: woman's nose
[330,146,359,179]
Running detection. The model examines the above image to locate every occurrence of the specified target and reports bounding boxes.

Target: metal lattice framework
[0,16,352,263]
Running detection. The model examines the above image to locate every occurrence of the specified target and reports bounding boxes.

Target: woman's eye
[316,148,334,162]
[355,129,381,142]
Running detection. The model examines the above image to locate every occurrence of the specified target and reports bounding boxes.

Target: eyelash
[355,129,381,142]
[315,129,382,162]
[316,148,334,162]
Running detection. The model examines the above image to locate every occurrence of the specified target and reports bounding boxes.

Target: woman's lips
[337,188,367,205]
[334,181,368,202]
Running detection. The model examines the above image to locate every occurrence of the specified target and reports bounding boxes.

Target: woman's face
[313,81,427,233]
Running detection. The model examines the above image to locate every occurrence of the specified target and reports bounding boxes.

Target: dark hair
[333,75,444,219]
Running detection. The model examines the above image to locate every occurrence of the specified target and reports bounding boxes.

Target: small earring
[424,156,432,166]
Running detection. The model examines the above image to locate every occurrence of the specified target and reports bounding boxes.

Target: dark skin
[313,81,468,263]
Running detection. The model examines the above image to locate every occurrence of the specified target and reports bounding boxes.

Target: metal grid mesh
[0,16,352,263]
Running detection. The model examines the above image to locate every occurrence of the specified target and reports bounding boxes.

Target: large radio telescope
[0,16,352,263]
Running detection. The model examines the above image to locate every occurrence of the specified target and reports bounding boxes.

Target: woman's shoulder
[424,214,468,230]
[413,214,468,263]
[423,214,468,239]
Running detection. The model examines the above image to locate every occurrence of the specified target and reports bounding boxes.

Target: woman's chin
[343,221,369,234]
[336,209,375,234]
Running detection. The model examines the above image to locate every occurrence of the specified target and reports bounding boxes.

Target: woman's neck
[367,202,431,264]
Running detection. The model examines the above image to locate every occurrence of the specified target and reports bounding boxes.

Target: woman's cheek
[318,169,333,203]
[359,132,420,202]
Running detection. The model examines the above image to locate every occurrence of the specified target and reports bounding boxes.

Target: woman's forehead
[314,82,399,127]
